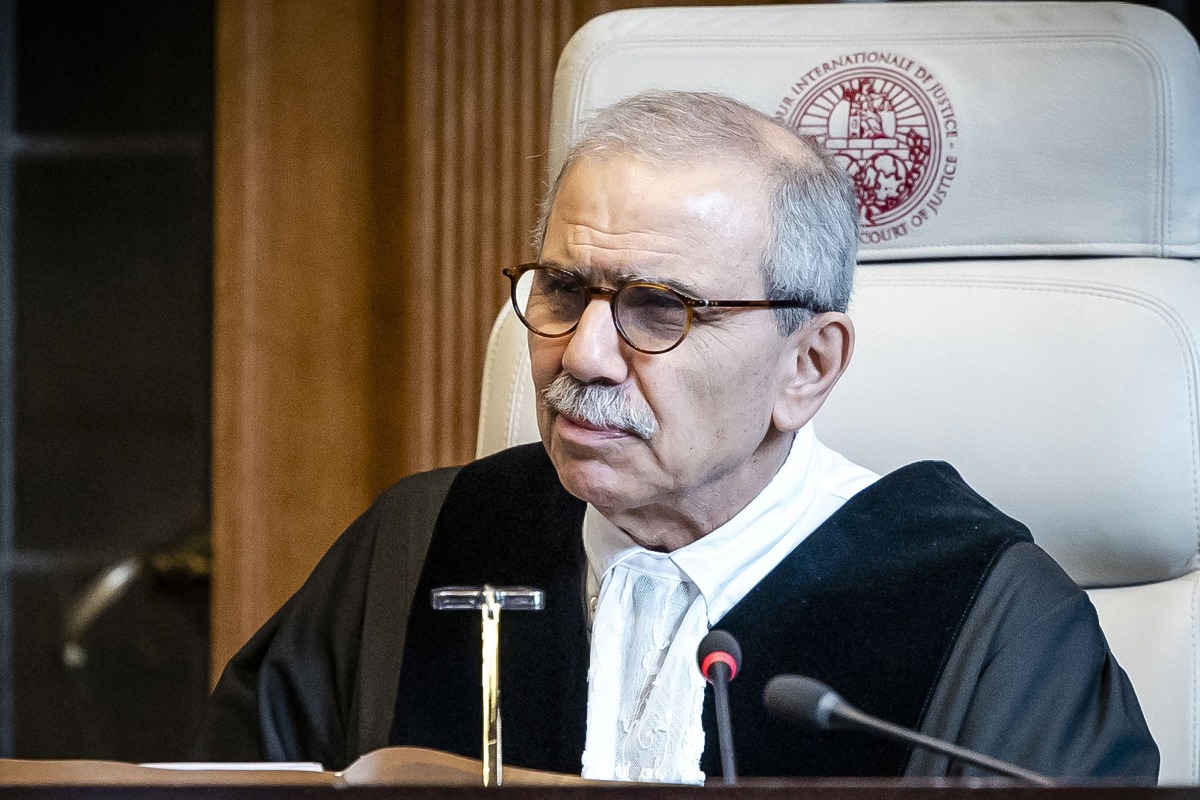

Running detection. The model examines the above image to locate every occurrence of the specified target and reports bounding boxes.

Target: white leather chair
[476,2,1200,784]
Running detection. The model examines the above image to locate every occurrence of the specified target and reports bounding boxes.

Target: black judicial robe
[194,443,1159,780]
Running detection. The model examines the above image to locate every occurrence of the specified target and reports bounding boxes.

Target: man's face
[532,154,800,542]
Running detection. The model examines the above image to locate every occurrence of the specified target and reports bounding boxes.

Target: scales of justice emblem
[777,55,958,243]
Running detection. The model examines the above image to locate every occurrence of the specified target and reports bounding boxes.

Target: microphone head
[697,629,743,681]
[762,674,844,729]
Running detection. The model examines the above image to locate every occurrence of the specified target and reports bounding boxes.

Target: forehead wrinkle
[561,221,710,255]
[548,231,692,273]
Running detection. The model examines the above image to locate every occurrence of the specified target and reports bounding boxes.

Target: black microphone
[762,674,1056,787]
[697,630,742,785]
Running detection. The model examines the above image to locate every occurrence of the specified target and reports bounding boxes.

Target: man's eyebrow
[615,271,704,297]
[536,259,706,297]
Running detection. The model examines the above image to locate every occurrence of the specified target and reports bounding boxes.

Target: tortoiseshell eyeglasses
[503,263,825,355]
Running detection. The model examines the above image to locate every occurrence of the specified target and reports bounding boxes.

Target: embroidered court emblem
[776,52,959,245]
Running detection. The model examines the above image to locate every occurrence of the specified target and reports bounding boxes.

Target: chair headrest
[550,2,1200,261]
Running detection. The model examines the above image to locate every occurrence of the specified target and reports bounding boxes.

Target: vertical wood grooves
[516,0,536,271]
[212,0,258,673]
[496,0,517,276]
[441,1,461,466]
[213,0,379,673]
[389,0,574,477]
[475,0,497,433]
[387,0,436,486]
[459,1,480,460]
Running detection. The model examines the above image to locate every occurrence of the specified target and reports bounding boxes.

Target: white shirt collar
[583,423,879,626]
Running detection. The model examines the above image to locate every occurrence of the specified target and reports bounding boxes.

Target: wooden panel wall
[212,0,785,676]
[212,0,379,675]
[376,0,576,479]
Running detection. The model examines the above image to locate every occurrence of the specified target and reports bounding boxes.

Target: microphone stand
[709,662,737,785]
[833,703,1056,787]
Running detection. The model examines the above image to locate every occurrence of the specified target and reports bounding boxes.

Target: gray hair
[533,90,859,334]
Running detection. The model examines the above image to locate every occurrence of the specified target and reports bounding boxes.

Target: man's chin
[556,466,627,509]
[548,442,639,509]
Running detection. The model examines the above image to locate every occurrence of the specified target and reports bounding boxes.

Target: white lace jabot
[579,424,878,783]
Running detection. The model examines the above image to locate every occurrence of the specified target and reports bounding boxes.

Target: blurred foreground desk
[0,748,1189,798]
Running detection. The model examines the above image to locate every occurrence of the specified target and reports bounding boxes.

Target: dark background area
[0,0,213,760]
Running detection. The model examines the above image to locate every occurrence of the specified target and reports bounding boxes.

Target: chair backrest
[476,2,1200,783]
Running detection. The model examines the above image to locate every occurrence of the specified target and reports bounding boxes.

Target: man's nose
[560,298,630,385]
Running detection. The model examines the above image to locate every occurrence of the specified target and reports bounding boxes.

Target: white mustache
[541,373,658,440]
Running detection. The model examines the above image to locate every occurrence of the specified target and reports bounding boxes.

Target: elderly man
[195,91,1158,782]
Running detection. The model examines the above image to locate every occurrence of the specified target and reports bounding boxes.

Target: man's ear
[772,312,854,433]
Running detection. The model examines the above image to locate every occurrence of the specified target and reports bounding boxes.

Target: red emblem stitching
[777,53,960,245]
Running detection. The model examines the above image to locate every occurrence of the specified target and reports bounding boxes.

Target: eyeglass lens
[514,267,690,353]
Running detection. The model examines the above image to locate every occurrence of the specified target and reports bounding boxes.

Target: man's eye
[621,287,686,330]
[535,272,582,297]
[641,291,680,311]
[547,277,580,294]
[624,286,679,309]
